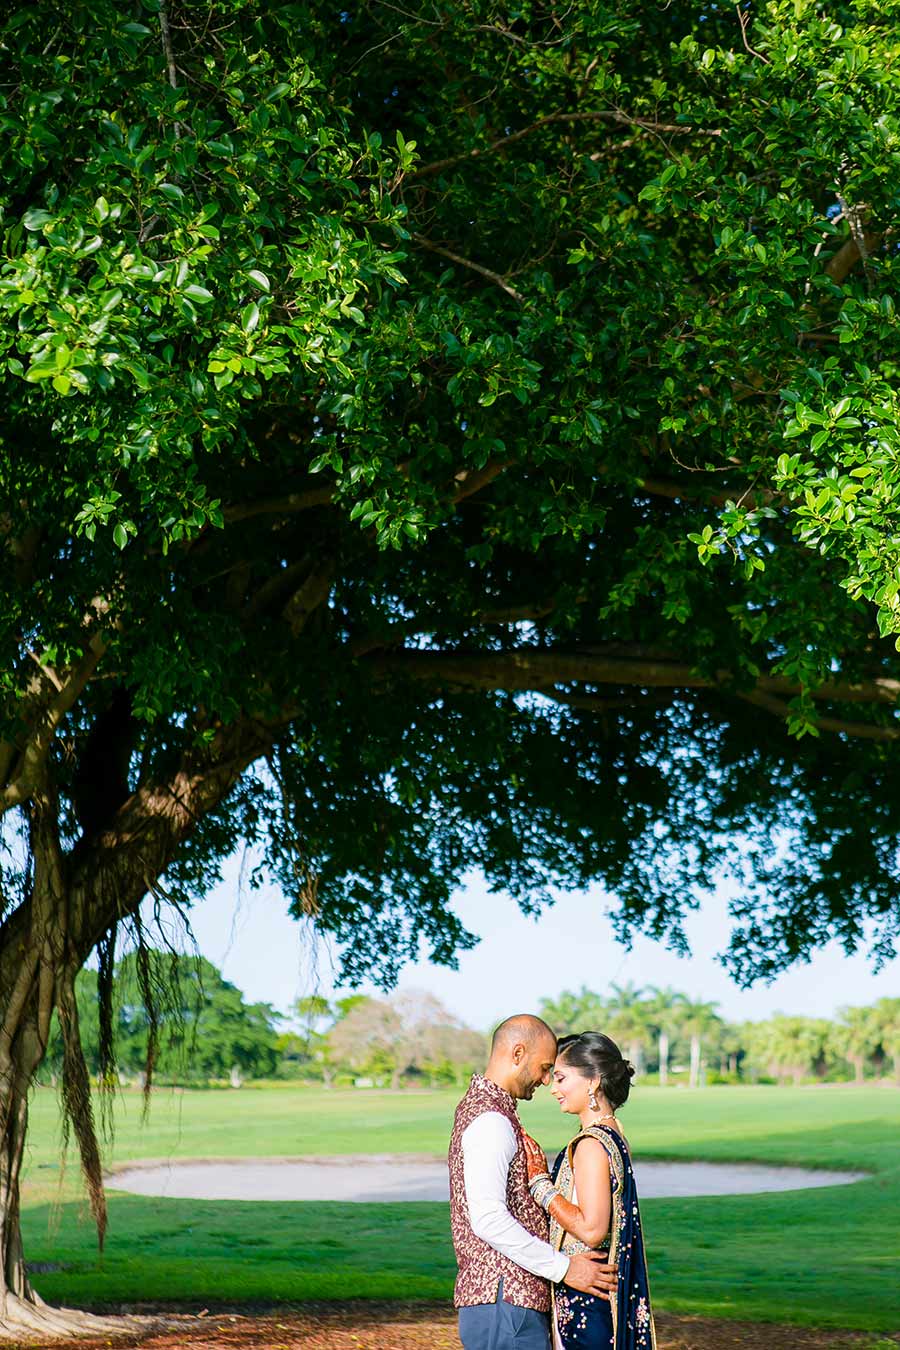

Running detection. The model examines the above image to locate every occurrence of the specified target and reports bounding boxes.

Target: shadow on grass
[19,1179,900,1335]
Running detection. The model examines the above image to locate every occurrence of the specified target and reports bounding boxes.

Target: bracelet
[529,1174,559,1212]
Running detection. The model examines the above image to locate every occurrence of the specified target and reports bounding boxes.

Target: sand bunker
[108,1155,867,1203]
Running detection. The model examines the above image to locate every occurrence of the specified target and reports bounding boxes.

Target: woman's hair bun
[603,1056,635,1104]
[557,1031,635,1109]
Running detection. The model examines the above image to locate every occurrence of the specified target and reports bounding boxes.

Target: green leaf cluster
[4,0,900,988]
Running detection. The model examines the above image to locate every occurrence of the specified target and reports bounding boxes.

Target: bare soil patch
[0,1303,896,1350]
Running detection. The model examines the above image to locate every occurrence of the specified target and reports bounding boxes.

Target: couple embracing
[449,1014,655,1350]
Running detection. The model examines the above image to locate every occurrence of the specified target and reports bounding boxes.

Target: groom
[449,1013,617,1349]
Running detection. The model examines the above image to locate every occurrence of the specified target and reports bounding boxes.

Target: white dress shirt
[461,1110,570,1284]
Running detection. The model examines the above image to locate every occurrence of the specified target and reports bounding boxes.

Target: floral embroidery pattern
[448,1074,551,1313]
[551,1125,656,1349]
[635,1296,652,1347]
[553,1288,613,1348]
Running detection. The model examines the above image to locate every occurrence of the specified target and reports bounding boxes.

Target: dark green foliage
[2,0,900,994]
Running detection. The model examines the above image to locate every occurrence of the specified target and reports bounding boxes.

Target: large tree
[2,0,900,1333]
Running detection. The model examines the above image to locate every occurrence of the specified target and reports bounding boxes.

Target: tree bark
[658,1031,668,1087]
[0,716,276,1337]
[0,931,128,1335]
[0,1001,136,1338]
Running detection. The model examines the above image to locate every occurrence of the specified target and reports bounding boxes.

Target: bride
[521,1031,656,1350]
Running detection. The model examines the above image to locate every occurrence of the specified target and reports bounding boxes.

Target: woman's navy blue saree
[549,1124,656,1350]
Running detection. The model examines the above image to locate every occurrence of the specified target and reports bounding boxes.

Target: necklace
[591,1112,618,1126]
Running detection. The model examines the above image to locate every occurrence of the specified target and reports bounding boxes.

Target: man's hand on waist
[563,1251,617,1300]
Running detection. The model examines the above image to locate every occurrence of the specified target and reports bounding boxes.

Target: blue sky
[182,856,899,1030]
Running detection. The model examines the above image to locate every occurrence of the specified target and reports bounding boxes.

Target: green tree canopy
[44,953,280,1083]
[113,951,280,1081]
[3,0,900,1324]
[2,0,900,988]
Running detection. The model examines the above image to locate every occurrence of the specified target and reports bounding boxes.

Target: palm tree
[874,998,900,1086]
[716,1021,745,1078]
[604,982,650,1076]
[739,1020,770,1083]
[832,1005,881,1085]
[761,1015,830,1086]
[539,986,607,1037]
[645,987,687,1087]
[293,995,336,1086]
[677,998,722,1088]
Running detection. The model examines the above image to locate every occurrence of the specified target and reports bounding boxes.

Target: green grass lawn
[19,1083,900,1333]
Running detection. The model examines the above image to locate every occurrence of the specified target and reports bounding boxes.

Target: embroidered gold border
[550,1126,625,1345]
[548,1126,658,1349]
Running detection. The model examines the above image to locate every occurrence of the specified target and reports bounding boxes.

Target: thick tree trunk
[658,1031,668,1087]
[0,996,126,1338]
[0,719,274,1337]
[0,1055,35,1311]
[689,1034,701,1088]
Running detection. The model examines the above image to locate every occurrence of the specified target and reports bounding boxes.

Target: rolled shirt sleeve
[461,1111,570,1285]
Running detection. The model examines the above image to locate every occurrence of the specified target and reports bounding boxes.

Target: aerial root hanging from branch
[57,975,107,1250]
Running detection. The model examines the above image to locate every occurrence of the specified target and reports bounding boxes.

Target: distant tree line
[41,958,898,1090]
[539,985,900,1087]
[39,956,486,1088]
[41,952,282,1086]
[280,990,487,1089]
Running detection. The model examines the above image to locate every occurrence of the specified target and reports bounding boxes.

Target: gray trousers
[458,1279,552,1350]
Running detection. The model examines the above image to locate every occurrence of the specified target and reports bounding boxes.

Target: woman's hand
[521,1130,550,1181]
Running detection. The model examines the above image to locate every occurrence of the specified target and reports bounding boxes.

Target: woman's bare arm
[548,1137,612,1249]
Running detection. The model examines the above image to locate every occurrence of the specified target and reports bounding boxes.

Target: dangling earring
[588,1086,599,1111]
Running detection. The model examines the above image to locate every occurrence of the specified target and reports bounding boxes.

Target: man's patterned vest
[448,1073,551,1312]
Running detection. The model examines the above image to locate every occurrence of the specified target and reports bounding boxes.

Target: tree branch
[226,459,772,528]
[408,110,722,182]
[735,5,771,64]
[543,689,675,714]
[739,689,900,742]
[158,0,179,91]
[347,590,586,658]
[67,717,278,960]
[451,458,513,503]
[0,624,109,817]
[365,645,900,738]
[282,564,334,637]
[477,598,578,624]
[243,557,312,623]
[636,477,778,508]
[824,232,882,284]
[222,455,510,536]
[223,486,335,524]
[411,234,525,302]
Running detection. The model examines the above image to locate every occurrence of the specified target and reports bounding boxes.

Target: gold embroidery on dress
[550,1126,626,1346]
